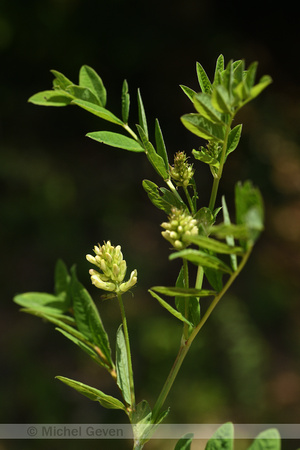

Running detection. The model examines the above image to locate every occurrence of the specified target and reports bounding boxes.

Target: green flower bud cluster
[86,241,137,294]
[170,151,194,188]
[161,207,198,250]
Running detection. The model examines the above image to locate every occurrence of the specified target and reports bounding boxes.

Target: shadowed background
[1,1,300,449]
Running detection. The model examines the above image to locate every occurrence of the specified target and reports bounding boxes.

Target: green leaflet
[151,286,215,297]
[192,149,219,168]
[155,119,169,171]
[87,131,144,152]
[174,433,194,450]
[226,124,242,158]
[235,181,264,248]
[116,325,131,406]
[137,89,148,138]
[211,85,232,114]
[193,93,226,124]
[148,290,193,327]
[121,79,130,124]
[51,70,73,90]
[205,422,234,450]
[56,376,126,411]
[248,428,281,450]
[14,292,69,315]
[79,65,107,107]
[182,234,244,255]
[213,54,225,84]
[71,99,124,125]
[222,196,238,271]
[174,267,200,328]
[28,90,72,106]
[66,84,101,105]
[142,180,183,214]
[70,267,113,367]
[180,84,197,102]
[169,249,232,274]
[181,113,225,141]
[196,62,212,93]
[137,125,169,180]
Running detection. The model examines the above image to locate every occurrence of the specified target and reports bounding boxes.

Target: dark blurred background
[1,0,300,449]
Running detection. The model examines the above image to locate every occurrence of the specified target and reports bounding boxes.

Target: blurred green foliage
[1,1,300,449]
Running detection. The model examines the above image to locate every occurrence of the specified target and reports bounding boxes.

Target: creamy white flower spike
[86,241,137,294]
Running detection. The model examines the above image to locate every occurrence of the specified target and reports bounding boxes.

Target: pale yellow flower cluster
[161,207,198,250]
[86,241,137,294]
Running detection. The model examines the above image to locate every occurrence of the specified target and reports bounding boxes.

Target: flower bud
[170,151,194,188]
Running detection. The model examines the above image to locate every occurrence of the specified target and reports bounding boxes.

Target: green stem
[182,259,190,339]
[123,123,139,141]
[151,247,252,422]
[183,186,195,214]
[208,117,233,211]
[117,293,136,412]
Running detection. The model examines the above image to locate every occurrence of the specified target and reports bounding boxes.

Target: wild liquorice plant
[14,56,281,450]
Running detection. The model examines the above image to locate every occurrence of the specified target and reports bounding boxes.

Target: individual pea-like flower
[161,207,198,250]
[86,241,137,294]
[170,151,194,188]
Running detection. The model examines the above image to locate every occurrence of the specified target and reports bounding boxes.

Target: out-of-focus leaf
[248,428,281,450]
[205,422,234,450]
[174,433,194,450]
[87,131,144,152]
[235,181,264,247]
[222,196,238,271]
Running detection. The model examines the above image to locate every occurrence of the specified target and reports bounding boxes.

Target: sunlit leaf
[79,65,107,106]
[28,90,72,106]
[71,99,123,124]
[87,131,144,152]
